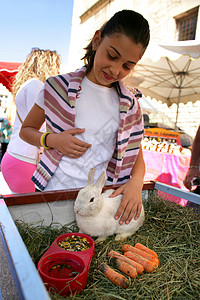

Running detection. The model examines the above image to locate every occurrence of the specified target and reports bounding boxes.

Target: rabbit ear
[94,171,105,191]
[88,168,95,185]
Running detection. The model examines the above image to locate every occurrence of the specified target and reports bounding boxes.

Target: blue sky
[0,0,74,64]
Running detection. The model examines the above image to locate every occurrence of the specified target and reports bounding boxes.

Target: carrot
[108,250,144,275]
[124,251,156,273]
[135,243,158,258]
[122,244,159,268]
[110,257,137,279]
[99,262,130,288]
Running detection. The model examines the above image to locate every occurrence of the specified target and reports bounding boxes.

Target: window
[175,7,198,41]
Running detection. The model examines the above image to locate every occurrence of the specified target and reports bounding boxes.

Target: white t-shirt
[36,76,120,190]
[7,78,45,164]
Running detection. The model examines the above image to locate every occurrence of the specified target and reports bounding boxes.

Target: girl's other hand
[183,167,200,190]
[47,128,92,158]
[110,178,143,224]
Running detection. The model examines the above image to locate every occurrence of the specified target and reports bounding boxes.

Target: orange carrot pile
[99,242,159,288]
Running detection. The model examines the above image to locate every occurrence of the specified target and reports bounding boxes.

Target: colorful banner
[144,127,181,145]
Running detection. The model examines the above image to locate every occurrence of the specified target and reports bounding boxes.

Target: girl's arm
[110,145,145,224]
[20,103,45,147]
[20,103,92,158]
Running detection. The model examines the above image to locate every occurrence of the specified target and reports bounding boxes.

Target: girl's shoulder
[44,73,72,92]
[17,78,43,95]
[46,66,87,86]
[118,80,142,98]
[117,80,142,112]
[47,72,72,82]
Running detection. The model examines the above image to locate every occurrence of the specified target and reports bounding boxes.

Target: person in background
[1,48,60,193]
[6,99,16,128]
[183,125,200,195]
[0,116,12,160]
[20,10,150,224]
[0,100,5,117]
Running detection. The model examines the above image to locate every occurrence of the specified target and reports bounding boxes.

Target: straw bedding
[16,194,200,299]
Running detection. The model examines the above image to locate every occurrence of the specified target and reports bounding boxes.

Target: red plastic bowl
[38,252,87,296]
[37,233,95,296]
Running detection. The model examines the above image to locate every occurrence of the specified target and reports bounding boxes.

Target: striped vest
[32,66,144,190]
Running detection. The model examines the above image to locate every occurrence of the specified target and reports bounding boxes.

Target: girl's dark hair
[82,10,150,73]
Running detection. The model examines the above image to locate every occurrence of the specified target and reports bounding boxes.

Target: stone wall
[150,98,200,138]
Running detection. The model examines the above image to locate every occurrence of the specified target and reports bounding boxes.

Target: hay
[16,195,200,299]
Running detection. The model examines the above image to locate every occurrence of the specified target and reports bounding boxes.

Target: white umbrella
[125,42,200,129]
[159,40,200,59]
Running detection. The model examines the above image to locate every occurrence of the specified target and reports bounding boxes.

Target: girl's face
[87,31,144,88]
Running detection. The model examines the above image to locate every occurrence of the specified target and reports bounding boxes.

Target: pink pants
[1,152,37,193]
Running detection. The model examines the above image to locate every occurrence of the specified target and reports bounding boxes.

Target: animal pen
[0,181,199,299]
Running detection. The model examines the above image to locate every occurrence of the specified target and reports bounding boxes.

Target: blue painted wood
[154,182,200,205]
[0,198,50,300]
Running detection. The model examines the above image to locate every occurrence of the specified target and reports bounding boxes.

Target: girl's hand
[47,128,92,158]
[183,167,200,190]
[20,104,92,158]
[110,178,143,224]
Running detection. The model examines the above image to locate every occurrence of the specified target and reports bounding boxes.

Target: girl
[20,10,150,224]
[1,48,60,193]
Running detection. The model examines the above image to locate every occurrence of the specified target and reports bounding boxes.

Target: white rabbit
[74,168,145,243]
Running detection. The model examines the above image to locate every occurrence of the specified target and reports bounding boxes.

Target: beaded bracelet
[189,166,199,169]
[40,132,51,149]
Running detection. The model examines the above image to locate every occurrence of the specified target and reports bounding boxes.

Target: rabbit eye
[89,197,94,202]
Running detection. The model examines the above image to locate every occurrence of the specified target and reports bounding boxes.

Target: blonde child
[1,48,60,193]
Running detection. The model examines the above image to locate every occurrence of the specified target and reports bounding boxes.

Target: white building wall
[67,0,200,138]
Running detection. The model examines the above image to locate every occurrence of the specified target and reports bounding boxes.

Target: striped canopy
[0,62,22,92]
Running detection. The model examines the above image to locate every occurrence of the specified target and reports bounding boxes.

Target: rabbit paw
[95,236,107,244]
[115,232,132,241]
